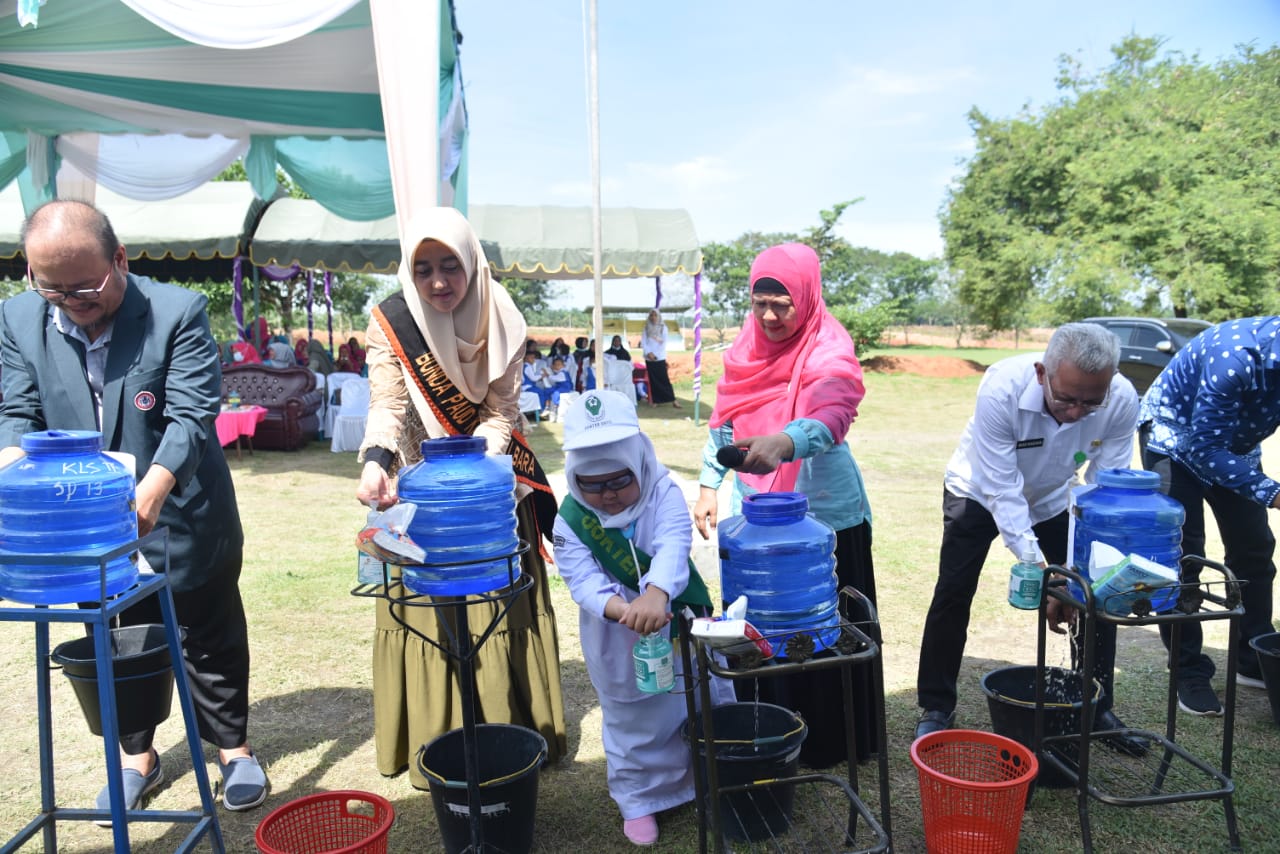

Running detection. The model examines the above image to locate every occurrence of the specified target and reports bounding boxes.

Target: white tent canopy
[0,0,463,219]
[249,199,703,279]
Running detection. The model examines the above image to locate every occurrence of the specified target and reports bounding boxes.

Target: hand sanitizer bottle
[1008,535,1043,610]
[633,632,674,693]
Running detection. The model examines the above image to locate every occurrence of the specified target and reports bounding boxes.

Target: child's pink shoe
[623,815,658,846]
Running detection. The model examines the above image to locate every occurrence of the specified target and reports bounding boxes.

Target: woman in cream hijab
[640,308,680,408]
[356,207,567,785]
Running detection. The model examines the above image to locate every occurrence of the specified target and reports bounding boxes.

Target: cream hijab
[397,207,526,402]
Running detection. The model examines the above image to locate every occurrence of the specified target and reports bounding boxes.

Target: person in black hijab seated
[605,335,631,362]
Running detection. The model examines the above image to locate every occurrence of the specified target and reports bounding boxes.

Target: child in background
[553,390,732,847]
[522,350,549,410]
[542,356,574,418]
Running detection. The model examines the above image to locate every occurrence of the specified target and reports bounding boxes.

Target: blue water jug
[0,430,138,604]
[1071,468,1185,612]
[718,492,841,658]
[397,435,520,596]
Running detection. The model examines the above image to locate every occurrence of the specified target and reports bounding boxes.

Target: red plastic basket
[910,729,1038,854]
[255,790,395,854]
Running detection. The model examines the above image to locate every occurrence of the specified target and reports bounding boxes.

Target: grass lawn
[1,349,1278,852]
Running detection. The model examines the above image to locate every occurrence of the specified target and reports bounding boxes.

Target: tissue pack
[1088,542,1180,616]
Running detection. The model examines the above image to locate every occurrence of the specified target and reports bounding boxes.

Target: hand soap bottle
[1007,535,1043,610]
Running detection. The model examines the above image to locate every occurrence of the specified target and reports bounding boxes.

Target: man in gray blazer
[0,200,268,815]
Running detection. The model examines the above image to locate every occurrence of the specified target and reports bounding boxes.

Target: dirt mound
[861,354,986,378]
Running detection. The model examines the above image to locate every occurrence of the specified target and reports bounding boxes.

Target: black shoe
[1177,676,1223,717]
[1094,709,1149,758]
[914,709,955,741]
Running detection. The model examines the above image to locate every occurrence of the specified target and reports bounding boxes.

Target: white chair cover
[324,371,364,437]
[555,391,581,422]
[518,390,543,423]
[330,378,371,452]
[603,355,637,404]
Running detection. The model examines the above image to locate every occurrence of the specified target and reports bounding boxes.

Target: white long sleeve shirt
[640,326,667,361]
[943,353,1139,563]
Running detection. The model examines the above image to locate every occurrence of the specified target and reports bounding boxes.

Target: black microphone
[716,445,747,469]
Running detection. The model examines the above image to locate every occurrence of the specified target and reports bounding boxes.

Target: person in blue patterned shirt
[1139,316,1280,717]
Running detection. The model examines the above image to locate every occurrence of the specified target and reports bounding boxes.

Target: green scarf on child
[558,495,713,634]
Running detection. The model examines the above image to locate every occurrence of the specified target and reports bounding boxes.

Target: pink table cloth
[216,405,267,448]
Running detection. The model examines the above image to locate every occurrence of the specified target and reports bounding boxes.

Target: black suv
[1084,316,1212,395]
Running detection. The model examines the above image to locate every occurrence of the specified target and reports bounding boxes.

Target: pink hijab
[710,243,865,492]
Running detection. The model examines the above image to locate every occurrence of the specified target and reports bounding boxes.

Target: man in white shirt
[914,323,1149,756]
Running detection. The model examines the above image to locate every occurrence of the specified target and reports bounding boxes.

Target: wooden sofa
[220,364,323,451]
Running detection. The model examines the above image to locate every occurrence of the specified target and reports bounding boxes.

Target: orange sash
[372,293,558,540]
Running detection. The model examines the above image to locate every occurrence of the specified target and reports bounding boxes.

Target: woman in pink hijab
[692,242,878,765]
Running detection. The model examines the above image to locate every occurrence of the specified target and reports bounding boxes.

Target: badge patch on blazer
[1015,438,1044,449]
[133,391,156,411]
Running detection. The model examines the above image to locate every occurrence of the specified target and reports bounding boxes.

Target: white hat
[561,390,640,450]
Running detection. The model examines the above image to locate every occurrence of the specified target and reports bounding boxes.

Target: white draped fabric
[370,0,443,237]
[121,0,361,49]
[57,133,250,199]
[1,0,453,220]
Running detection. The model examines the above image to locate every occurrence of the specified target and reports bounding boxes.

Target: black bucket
[417,724,547,854]
[682,702,808,842]
[1249,632,1280,728]
[50,624,177,737]
[981,666,1101,789]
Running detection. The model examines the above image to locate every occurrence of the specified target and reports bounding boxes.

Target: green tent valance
[472,204,702,280]
[249,201,702,279]
[0,181,269,280]
[4,189,703,284]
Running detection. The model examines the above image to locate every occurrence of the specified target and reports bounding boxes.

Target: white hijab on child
[563,390,665,529]
[564,433,667,531]
[397,207,526,402]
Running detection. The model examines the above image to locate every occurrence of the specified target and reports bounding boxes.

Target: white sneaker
[1236,672,1267,690]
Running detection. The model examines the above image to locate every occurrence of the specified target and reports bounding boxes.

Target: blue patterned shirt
[1139,316,1280,507]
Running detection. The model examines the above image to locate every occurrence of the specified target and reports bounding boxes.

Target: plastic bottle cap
[741,491,808,522]
[421,435,487,457]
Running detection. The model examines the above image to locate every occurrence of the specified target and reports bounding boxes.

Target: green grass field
[1,352,1277,852]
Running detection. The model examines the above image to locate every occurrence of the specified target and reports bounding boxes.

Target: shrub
[830,303,896,351]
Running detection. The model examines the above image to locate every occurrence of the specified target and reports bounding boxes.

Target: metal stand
[0,529,224,853]
[352,544,531,853]
[681,587,891,853]
[1036,556,1244,853]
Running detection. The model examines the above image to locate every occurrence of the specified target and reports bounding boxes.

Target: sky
[457,0,1278,272]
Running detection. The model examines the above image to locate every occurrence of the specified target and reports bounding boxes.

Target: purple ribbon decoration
[325,272,334,355]
[232,257,246,342]
[306,271,314,343]
[692,272,702,397]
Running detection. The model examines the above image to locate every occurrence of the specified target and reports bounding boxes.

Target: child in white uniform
[553,390,731,846]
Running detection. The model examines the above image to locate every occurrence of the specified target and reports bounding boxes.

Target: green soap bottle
[633,632,674,693]
[1008,536,1043,610]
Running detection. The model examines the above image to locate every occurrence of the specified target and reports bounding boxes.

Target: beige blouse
[357,318,530,497]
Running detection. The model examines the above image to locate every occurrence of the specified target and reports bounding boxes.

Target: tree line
[687,36,1279,346]
[6,36,1273,350]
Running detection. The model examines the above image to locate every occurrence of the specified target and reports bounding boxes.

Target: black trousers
[93,555,251,755]
[1141,444,1276,681]
[917,489,1119,715]
[645,358,676,404]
